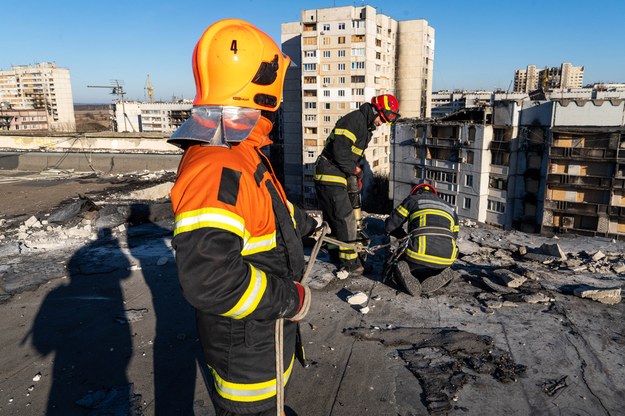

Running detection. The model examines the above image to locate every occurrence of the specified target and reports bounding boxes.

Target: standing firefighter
[384,183,459,296]
[314,94,400,275]
[168,19,317,416]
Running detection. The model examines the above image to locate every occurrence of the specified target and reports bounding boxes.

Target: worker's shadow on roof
[127,203,201,415]
[30,227,139,414]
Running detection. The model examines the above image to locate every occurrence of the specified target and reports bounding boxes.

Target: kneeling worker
[384,183,459,296]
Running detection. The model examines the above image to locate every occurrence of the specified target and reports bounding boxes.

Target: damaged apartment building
[391,97,625,239]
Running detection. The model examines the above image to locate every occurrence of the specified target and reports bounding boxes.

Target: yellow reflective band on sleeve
[242,232,276,256]
[209,355,295,402]
[220,265,267,319]
[174,207,245,237]
[334,128,357,143]
[396,205,409,218]
[314,174,347,186]
[286,201,297,229]
[351,145,364,156]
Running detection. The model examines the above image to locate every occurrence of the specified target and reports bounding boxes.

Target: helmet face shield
[168,106,261,147]
[380,108,401,124]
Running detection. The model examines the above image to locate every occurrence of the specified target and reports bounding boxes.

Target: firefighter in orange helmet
[168,19,317,415]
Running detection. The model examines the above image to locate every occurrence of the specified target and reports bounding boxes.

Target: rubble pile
[456,225,624,306]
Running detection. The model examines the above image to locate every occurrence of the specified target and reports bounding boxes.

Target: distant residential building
[0,62,75,131]
[393,96,625,239]
[513,65,539,93]
[111,101,192,133]
[513,63,584,92]
[0,105,48,131]
[280,5,434,205]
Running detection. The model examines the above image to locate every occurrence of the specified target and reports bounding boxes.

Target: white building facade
[281,5,434,206]
[0,62,75,132]
[111,101,192,133]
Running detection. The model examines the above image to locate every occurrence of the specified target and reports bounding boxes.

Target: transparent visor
[168,106,261,146]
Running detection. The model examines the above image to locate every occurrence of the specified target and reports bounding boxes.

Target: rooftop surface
[0,171,624,415]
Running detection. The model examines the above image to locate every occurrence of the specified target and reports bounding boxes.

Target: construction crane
[87,80,134,132]
[145,74,154,103]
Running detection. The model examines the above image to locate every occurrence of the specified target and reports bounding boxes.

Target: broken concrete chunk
[540,243,566,260]
[522,252,557,264]
[492,269,527,288]
[518,245,528,256]
[24,216,40,228]
[115,308,149,324]
[336,269,349,280]
[591,251,606,261]
[573,285,621,305]
[502,301,519,308]
[522,293,552,304]
[612,262,625,274]
[481,275,519,294]
[347,292,368,306]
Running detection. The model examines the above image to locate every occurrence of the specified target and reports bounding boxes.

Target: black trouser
[404,260,445,281]
[314,182,360,269]
[214,406,276,416]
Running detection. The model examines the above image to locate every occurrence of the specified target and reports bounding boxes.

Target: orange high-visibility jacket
[170,117,316,413]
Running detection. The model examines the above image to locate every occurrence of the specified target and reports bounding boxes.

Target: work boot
[394,261,421,296]
[421,268,456,294]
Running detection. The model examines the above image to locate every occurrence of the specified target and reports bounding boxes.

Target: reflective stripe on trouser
[314,182,358,268]
[208,355,295,403]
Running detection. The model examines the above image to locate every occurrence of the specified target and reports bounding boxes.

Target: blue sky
[3,0,624,103]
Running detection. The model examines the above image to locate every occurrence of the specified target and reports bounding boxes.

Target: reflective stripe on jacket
[313,103,376,186]
[170,116,316,413]
[384,192,459,269]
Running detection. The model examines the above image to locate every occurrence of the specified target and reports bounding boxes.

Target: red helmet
[411,183,438,196]
[371,94,400,124]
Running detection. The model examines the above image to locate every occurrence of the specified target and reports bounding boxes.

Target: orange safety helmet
[168,19,290,146]
[411,182,438,196]
[371,94,400,124]
[192,18,290,111]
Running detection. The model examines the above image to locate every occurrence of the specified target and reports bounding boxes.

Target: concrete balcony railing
[490,165,509,176]
[424,158,458,170]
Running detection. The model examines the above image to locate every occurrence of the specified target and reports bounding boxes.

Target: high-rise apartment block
[513,63,584,92]
[0,62,75,131]
[280,5,434,206]
[392,93,625,239]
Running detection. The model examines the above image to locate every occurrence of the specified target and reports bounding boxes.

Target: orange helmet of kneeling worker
[411,182,438,196]
[192,18,291,111]
[371,94,401,124]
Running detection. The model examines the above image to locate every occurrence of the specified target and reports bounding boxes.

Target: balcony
[425,137,458,147]
[424,158,458,170]
[547,173,612,188]
[490,165,509,176]
[545,200,607,215]
[551,146,617,160]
